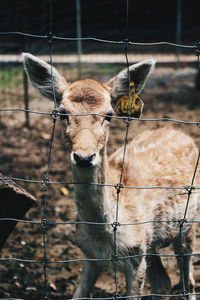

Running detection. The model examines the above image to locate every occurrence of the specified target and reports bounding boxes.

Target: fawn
[23,53,199,299]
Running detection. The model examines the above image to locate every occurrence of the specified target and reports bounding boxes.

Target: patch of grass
[0,63,123,92]
[0,63,124,108]
[0,66,23,91]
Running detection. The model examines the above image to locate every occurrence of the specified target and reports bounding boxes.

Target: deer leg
[73,261,102,298]
[146,253,171,299]
[172,228,196,300]
[125,255,146,298]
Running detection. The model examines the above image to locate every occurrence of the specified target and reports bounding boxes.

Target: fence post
[23,69,30,127]
[76,0,82,79]
[176,0,182,68]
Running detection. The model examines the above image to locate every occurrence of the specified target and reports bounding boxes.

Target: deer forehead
[61,79,112,113]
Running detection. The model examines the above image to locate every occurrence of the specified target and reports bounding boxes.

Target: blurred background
[0,0,200,53]
[0,0,200,111]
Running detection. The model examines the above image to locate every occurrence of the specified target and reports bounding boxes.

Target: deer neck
[72,147,113,234]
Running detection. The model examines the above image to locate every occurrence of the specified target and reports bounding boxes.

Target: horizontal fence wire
[0,299,23,300]
[0,108,200,125]
[0,253,200,264]
[1,252,200,264]
[0,31,198,49]
[5,294,200,300]
[4,296,200,300]
[1,175,200,189]
[2,218,200,226]
[3,293,200,300]
[0,9,200,299]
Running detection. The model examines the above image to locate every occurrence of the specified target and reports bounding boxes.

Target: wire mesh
[0,0,200,299]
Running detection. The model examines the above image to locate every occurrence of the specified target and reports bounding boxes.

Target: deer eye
[104,112,113,122]
[59,108,69,121]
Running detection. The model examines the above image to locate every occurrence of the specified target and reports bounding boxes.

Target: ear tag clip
[115,81,144,118]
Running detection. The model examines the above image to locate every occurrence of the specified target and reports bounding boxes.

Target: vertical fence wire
[41,117,57,299]
[174,47,200,299]
[125,0,129,38]
[112,1,132,297]
[40,1,58,298]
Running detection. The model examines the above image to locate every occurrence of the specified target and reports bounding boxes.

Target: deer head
[23,53,155,169]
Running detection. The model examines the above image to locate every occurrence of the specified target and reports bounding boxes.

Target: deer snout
[71,152,97,168]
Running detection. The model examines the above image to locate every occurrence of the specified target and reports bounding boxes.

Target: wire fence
[0,0,200,299]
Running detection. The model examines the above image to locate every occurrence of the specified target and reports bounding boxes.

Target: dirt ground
[0,63,200,299]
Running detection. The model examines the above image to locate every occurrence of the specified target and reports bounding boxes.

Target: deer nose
[73,153,96,168]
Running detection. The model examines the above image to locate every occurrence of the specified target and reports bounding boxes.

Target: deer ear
[107,59,156,116]
[22,53,67,106]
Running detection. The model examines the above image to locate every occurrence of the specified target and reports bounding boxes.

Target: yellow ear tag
[115,81,144,118]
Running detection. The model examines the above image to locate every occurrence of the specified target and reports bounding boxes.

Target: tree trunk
[0,173,36,250]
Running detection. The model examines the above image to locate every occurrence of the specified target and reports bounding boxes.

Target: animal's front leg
[73,261,102,299]
[146,254,171,300]
[172,229,196,300]
[125,256,146,299]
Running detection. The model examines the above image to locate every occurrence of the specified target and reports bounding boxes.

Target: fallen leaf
[60,187,69,196]
[26,287,37,291]
[40,132,51,140]
[49,281,57,291]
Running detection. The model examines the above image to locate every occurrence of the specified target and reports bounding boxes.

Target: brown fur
[68,79,109,107]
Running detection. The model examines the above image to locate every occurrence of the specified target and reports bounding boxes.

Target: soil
[0,65,200,299]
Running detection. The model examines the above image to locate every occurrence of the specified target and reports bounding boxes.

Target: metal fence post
[23,69,30,127]
[76,0,82,79]
[176,0,182,68]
